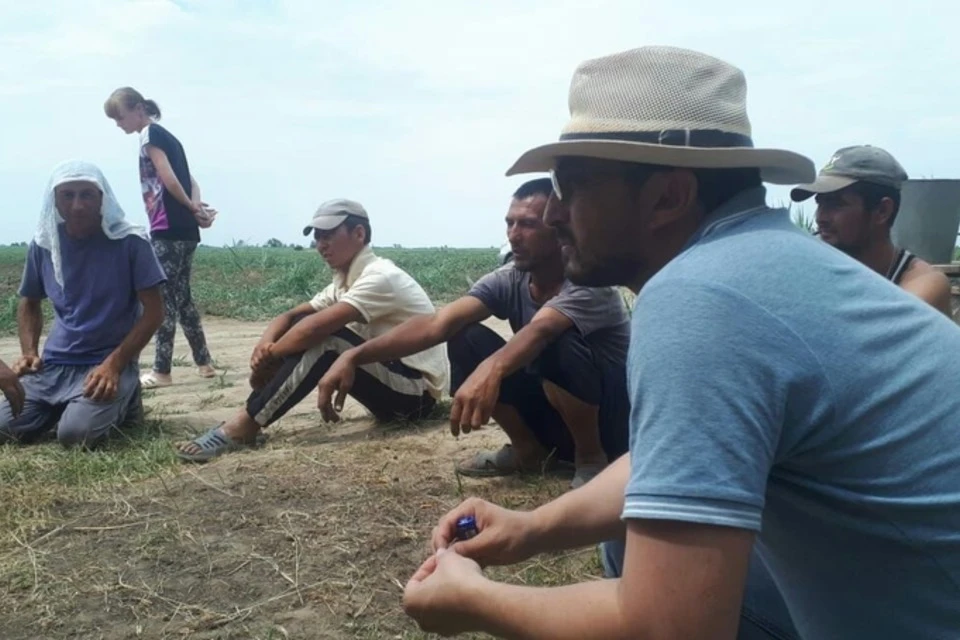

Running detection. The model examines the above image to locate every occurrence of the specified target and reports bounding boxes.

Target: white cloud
[0,0,957,248]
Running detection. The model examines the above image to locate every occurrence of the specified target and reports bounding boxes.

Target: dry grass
[0,317,605,639]
[0,240,613,637]
[0,420,600,639]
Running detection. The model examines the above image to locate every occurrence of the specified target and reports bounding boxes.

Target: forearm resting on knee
[17,298,43,356]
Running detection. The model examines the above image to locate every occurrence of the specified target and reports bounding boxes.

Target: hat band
[559,128,754,149]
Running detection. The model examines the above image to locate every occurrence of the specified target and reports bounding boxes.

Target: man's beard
[563,246,643,288]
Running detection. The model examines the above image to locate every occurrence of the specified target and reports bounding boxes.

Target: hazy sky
[1,1,956,248]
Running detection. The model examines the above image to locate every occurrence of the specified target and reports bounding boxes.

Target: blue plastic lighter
[455,515,479,541]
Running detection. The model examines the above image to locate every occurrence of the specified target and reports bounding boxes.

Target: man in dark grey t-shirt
[317,178,630,488]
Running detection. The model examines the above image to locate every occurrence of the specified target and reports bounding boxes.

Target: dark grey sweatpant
[0,362,141,447]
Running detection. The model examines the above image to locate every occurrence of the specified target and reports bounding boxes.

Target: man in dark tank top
[792,144,952,317]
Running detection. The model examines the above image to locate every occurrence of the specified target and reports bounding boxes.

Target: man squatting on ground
[318,179,630,489]
[176,199,449,462]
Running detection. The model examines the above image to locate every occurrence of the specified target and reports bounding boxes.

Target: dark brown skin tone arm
[82,287,164,402]
[104,287,164,371]
[269,302,363,358]
[17,298,42,358]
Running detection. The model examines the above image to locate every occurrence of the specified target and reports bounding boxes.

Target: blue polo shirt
[624,187,960,638]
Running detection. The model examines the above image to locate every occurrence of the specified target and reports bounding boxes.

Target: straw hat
[506,46,815,185]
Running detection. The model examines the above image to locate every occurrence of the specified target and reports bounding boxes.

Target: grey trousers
[0,362,142,447]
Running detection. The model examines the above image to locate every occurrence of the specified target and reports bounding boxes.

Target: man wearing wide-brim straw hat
[403,46,960,640]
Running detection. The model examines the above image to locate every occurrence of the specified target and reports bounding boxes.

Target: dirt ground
[0,317,597,640]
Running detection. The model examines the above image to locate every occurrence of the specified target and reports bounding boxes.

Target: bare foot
[197,364,217,378]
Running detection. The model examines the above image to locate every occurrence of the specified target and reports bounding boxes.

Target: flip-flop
[176,424,262,463]
[455,444,573,478]
[571,462,608,489]
[140,372,172,389]
[455,445,522,477]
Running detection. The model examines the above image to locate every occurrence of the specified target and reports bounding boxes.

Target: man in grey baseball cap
[176,197,449,462]
[792,145,951,316]
[302,198,369,235]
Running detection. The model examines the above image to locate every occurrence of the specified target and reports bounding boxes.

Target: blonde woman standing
[105,87,217,388]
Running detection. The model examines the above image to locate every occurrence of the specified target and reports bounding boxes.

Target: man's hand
[403,547,486,637]
[317,353,357,423]
[83,361,122,402]
[13,354,42,376]
[0,361,25,417]
[250,341,276,372]
[431,497,539,567]
[249,342,282,390]
[449,358,503,437]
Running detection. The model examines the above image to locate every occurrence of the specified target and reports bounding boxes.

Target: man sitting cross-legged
[176,199,448,462]
[318,179,631,488]
[0,160,165,448]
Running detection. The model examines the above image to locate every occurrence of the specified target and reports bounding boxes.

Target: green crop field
[0,244,503,337]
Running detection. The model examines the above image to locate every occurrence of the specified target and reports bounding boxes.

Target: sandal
[176,424,261,463]
[571,462,608,489]
[140,371,172,389]
[455,444,572,478]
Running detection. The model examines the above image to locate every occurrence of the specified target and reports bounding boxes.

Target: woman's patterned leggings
[151,238,212,374]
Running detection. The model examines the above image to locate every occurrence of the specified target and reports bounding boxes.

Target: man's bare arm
[103,287,164,370]
[17,298,43,357]
[269,302,364,358]
[259,302,319,346]
[345,296,491,366]
[462,520,753,640]
[434,454,632,566]
[475,307,572,379]
[902,269,953,318]
[527,453,631,551]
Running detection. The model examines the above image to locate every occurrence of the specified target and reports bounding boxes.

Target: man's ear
[872,197,896,228]
[352,224,367,244]
[646,169,698,231]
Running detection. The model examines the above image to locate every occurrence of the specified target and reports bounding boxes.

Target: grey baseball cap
[790,145,908,202]
[302,198,369,235]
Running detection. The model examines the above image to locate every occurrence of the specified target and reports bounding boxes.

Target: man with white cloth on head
[0,160,166,447]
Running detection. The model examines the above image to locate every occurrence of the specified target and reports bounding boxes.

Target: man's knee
[57,402,122,448]
[448,323,502,362]
[448,323,506,392]
[534,331,602,405]
[56,417,104,448]
[0,403,54,444]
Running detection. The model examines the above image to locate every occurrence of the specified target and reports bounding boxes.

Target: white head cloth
[35,159,148,288]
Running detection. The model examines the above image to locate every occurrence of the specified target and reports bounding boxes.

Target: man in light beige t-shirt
[176,199,448,462]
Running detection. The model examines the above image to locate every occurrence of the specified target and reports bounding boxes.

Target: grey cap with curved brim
[302,198,368,236]
[790,145,908,202]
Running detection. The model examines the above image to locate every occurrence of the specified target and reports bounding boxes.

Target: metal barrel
[891,179,960,265]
